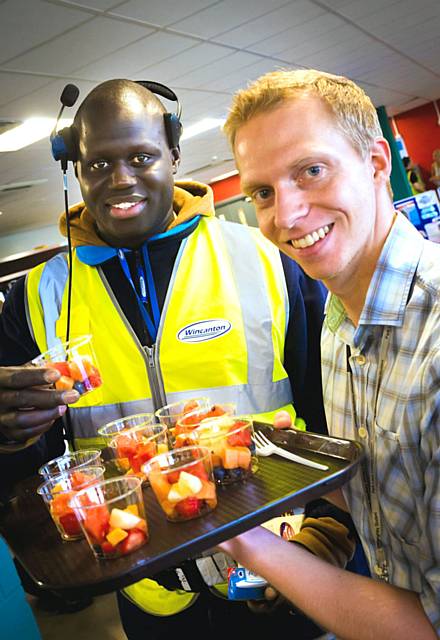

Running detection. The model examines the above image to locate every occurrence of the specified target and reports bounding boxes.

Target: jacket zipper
[144,343,166,411]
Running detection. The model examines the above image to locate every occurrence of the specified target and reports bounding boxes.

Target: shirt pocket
[374,423,421,545]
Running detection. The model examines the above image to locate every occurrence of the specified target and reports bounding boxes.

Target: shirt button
[358,427,368,439]
[356,355,366,365]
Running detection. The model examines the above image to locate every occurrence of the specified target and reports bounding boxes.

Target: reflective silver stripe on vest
[161,381,292,415]
[37,253,69,349]
[69,399,155,439]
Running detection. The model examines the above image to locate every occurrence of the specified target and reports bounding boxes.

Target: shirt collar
[76,216,201,266]
[325,213,424,344]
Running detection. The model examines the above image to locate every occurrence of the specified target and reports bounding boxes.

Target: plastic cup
[190,416,256,485]
[31,334,102,399]
[144,445,217,522]
[69,476,148,560]
[154,397,212,430]
[172,402,236,448]
[37,465,105,541]
[97,414,162,479]
[38,450,102,479]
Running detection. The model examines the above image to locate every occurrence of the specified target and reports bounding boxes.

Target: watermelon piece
[59,512,82,536]
[83,505,110,544]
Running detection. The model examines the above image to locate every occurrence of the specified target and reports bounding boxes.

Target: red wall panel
[393,102,440,187]
[210,173,241,203]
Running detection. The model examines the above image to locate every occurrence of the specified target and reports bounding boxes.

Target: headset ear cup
[51,126,77,163]
[164,113,182,151]
[60,126,78,162]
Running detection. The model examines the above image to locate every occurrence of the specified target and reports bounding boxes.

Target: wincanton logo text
[177,319,232,343]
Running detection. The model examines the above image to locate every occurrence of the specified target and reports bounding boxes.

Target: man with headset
[0,79,346,638]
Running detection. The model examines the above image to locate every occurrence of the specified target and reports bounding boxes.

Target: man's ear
[370,137,391,185]
[171,147,181,174]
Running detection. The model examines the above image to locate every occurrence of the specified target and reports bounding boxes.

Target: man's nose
[110,162,136,189]
[273,186,309,228]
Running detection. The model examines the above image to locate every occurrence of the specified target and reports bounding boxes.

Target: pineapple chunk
[125,504,139,517]
[178,471,202,495]
[106,527,128,547]
[109,507,142,530]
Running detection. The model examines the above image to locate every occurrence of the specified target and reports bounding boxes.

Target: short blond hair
[224,69,382,158]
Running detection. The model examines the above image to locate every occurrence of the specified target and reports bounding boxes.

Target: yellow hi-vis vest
[25,217,297,614]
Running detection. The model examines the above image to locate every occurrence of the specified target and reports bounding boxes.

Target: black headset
[51,80,183,169]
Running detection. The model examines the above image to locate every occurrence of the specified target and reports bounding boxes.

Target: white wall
[0,224,66,260]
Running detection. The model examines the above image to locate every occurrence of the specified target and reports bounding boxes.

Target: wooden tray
[0,425,363,597]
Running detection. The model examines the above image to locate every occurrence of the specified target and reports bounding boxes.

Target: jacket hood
[58,180,215,248]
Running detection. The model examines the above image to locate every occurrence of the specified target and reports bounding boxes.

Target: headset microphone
[51,84,80,170]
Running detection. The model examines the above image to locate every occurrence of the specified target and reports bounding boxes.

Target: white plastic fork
[252,431,329,471]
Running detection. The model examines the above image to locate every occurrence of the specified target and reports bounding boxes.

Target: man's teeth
[112,202,138,209]
[291,225,330,249]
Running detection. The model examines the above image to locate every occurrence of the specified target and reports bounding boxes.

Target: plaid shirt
[322,213,440,633]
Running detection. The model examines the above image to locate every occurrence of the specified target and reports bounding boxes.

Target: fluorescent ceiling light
[0,117,73,152]
[210,169,238,183]
[180,118,225,141]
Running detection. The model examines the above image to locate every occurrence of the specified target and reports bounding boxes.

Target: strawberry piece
[101,540,117,556]
[88,373,102,388]
[227,424,251,447]
[119,528,147,555]
[175,496,202,519]
[59,512,82,536]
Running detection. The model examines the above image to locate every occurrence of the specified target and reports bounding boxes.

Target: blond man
[218,69,440,639]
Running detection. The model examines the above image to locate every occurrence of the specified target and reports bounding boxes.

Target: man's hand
[0,366,80,443]
[247,585,287,615]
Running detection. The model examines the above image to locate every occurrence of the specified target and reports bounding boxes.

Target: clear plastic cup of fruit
[69,476,148,559]
[31,334,102,398]
[97,414,164,479]
[154,397,212,432]
[191,416,257,485]
[37,465,105,541]
[38,450,102,479]
[171,402,236,448]
[144,445,217,522]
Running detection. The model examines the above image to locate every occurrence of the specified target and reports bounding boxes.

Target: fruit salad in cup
[69,476,148,559]
[191,416,256,485]
[172,403,236,448]
[38,450,102,479]
[154,397,212,431]
[32,335,102,398]
[37,465,105,541]
[98,416,166,481]
[145,446,217,522]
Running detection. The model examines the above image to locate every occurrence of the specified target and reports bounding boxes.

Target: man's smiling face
[75,94,177,248]
[234,94,390,293]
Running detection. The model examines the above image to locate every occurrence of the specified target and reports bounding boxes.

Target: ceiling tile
[72,31,195,80]
[109,0,219,27]
[139,42,231,84]
[250,10,344,56]
[0,0,89,64]
[171,0,289,38]
[177,50,262,88]
[0,72,54,109]
[213,1,309,48]
[6,16,152,75]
